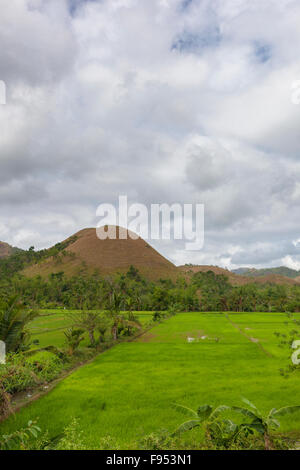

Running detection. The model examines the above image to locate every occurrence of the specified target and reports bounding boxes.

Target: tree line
[0,263,299,312]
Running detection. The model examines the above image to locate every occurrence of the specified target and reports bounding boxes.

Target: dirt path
[224,314,273,357]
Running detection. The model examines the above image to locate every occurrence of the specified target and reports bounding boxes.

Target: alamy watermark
[0,340,5,364]
[96,196,204,251]
[291,80,300,105]
[0,80,6,105]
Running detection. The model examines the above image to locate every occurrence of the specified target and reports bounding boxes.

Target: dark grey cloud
[0,1,77,87]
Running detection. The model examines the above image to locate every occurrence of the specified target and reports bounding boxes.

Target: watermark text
[96,196,204,251]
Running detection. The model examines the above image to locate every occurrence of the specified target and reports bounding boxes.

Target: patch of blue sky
[180,0,194,10]
[253,42,272,63]
[172,27,221,53]
[68,0,99,15]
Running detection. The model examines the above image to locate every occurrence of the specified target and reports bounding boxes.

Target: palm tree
[107,291,124,341]
[0,296,38,353]
[69,311,103,347]
[125,297,134,313]
[122,311,142,337]
[64,328,85,355]
[106,291,141,340]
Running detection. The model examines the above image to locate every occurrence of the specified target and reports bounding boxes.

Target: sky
[0,0,300,269]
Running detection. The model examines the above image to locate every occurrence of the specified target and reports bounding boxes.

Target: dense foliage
[0,296,38,353]
[192,271,300,313]
[172,398,300,450]
[1,248,299,451]
[0,262,299,313]
[0,237,77,280]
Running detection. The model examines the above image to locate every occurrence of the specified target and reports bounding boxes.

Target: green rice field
[1,311,300,448]
[28,310,153,349]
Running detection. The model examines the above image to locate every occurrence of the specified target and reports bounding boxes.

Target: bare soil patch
[138,332,158,343]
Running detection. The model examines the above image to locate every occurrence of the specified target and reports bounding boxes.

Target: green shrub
[0,420,41,450]
[55,418,87,450]
[26,351,63,382]
[0,352,63,399]
[0,354,38,394]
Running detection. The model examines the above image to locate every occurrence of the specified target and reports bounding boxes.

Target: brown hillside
[178,265,250,286]
[178,265,299,286]
[24,227,178,280]
[254,274,300,286]
[0,241,13,259]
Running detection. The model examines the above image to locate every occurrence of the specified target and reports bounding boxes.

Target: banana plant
[172,403,236,448]
[173,399,300,449]
[230,398,300,450]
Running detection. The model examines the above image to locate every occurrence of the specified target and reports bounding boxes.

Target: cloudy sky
[0,0,300,269]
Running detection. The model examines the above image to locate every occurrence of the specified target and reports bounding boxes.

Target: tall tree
[0,296,38,353]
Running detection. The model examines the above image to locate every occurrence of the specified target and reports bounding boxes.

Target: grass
[227,312,300,356]
[29,309,153,350]
[1,311,300,449]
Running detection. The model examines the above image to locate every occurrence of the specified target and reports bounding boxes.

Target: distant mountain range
[180,264,300,286]
[232,266,300,279]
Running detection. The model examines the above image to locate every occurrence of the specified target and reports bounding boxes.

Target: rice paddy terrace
[1,311,300,448]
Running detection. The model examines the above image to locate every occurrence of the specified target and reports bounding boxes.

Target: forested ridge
[0,246,299,312]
